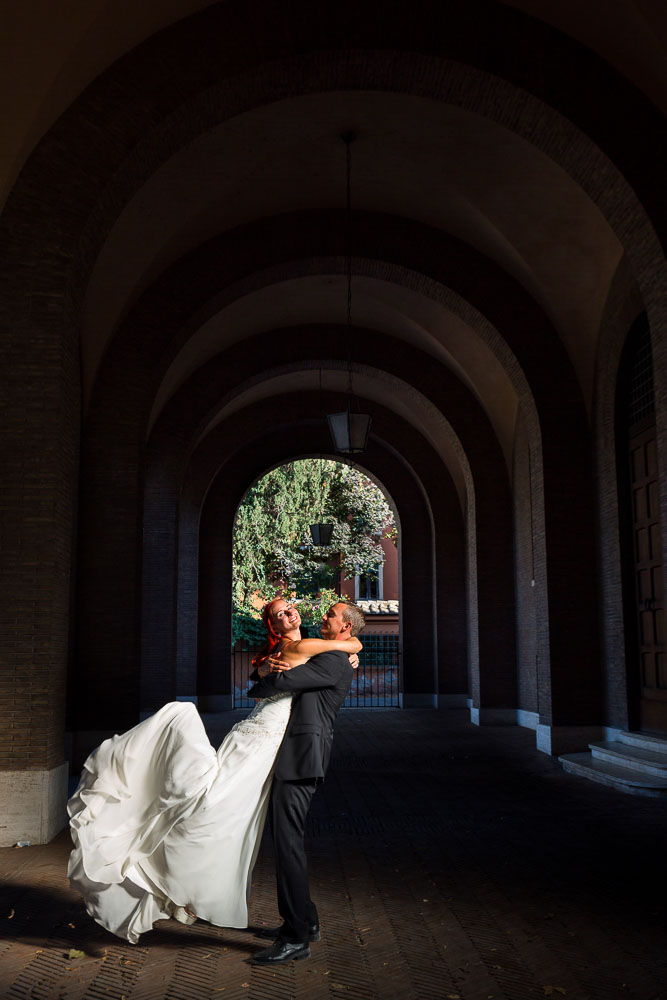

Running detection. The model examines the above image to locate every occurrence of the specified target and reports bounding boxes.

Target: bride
[67,597,361,944]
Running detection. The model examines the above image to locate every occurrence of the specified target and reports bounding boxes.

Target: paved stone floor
[1,709,667,1000]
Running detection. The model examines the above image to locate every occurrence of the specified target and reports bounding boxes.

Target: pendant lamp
[327,131,372,455]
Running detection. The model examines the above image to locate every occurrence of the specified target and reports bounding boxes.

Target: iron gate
[232,634,400,709]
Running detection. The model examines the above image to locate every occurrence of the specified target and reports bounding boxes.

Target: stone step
[617,730,667,755]
[559,752,667,798]
[590,740,667,776]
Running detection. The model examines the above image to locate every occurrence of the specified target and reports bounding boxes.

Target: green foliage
[383,522,398,547]
[232,460,394,619]
[232,606,274,648]
[296,588,343,629]
[231,587,343,648]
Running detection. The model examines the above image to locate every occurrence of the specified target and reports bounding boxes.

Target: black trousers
[269,777,319,943]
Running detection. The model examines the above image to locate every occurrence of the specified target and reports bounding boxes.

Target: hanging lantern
[309,522,334,546]
[327,409,372,454]
[325,129,372,455]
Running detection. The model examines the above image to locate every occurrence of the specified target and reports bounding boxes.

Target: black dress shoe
[256,922,320,942]
[249,938,311,965]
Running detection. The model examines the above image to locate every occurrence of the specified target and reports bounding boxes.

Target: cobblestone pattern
[2,710,666,1000]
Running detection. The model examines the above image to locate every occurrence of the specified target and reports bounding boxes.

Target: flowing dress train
[67,694,292,943]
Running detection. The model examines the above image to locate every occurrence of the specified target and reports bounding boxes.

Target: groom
[247,600,365,966]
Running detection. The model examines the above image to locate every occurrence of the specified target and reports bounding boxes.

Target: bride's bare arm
[280,636,362,667]
[255,636,362,678]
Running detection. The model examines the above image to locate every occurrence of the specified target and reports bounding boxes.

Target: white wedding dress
[67,694,292,944]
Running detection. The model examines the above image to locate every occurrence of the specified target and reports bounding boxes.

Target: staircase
[559,731,667,797]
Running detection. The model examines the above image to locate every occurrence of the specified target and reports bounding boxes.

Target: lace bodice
[227,691,292,742]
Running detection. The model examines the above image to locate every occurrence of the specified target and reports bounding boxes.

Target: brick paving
[1,709,666,1000]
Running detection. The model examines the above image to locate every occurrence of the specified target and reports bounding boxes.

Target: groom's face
[320,603,349,640]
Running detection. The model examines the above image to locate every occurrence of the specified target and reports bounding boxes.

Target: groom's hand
[266,652,290,673]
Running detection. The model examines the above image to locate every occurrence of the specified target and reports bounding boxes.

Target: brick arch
[83,321,512,729]
[5,0,664,738]
[3,1,665,307]
[142,362,474,701]
[80,211,586,733]
[165,391,474,718]
[190,399,466,713]
[5,0,667,843]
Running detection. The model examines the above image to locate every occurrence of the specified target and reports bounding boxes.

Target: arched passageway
[222,457,403,709]
[2,0,667,842]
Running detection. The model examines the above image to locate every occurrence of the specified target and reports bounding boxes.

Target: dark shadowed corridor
[1,710,665,1000]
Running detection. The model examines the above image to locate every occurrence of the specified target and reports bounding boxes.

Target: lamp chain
[345,133,354,400]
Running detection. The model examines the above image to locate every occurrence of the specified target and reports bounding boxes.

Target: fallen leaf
[68,949,85,960]
[8,909,14,919]
[241,984,250,989]
[68,922,75,928]
[446,995,461,999]
[202,953,212,959]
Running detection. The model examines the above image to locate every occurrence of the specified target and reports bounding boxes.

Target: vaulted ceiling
[2,0,664,493]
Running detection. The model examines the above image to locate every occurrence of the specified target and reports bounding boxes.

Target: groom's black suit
[248,649,353,943]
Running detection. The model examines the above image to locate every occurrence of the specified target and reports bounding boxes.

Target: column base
[469,707,519,726]
[536,724,624,755]
[438,694,469,708]
[517,710,539,729]
[0,762,69,847]
[400,693,438,708]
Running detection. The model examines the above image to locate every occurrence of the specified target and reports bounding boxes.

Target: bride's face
[270,600,301,633]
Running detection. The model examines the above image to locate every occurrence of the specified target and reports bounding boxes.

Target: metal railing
[232,644,258,709]
[232,633,400,709]
[344,633,400,707]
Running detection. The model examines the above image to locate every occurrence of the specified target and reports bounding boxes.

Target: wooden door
[629,426,667,733]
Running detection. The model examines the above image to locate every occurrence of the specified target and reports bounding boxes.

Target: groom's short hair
[339,601,366,637]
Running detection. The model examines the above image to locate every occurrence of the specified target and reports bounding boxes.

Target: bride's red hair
[251,597,285,667]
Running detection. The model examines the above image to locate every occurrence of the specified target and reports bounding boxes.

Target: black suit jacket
[247,649,353,781]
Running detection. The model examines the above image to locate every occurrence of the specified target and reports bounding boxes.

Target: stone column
[0,258,77,845]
